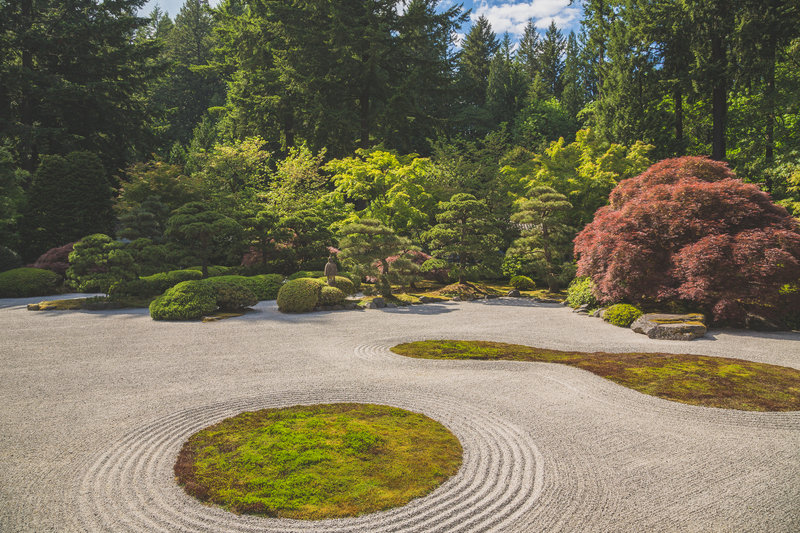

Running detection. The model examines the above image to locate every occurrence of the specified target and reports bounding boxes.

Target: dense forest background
[1,0,799,279]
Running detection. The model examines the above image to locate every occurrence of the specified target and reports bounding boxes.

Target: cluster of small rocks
[570,302,708,340]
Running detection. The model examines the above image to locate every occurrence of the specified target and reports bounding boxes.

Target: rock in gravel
[631,313,707,340]
[365,297,387,309]
[419,296,434,303]
[507,289,521,297]
[745,313,781,331]
[573,304,590,314]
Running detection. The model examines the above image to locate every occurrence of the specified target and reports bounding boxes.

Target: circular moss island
[174,403,463,519]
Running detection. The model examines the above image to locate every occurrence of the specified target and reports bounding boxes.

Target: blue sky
[138,0,583,44]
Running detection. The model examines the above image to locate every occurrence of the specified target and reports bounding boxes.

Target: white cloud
[471,0,580,37]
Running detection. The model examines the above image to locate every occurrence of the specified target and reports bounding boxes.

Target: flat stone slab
[631,313,707,340]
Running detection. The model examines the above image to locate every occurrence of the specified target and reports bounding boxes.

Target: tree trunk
[764,32,776,169]
[674,86,684,152]
[20,0,35,172]
[710,32,727,161]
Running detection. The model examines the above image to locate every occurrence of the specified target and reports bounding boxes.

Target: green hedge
[149,280,217,320]
[319,286,346,306]
[253,273,283,300]
[566,277,599,309]
[277,278,321,313]
[110,269,203,297]
[187,265,239,277]
[202,277,258,311]
[509,275,536,291]
[604,304,643,327]
[287,270,324,281]
[0,267,62,298]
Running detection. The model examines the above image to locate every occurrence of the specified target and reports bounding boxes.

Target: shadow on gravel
[378,304,457,315]
[702,328,800,342]
[471,298,565,308]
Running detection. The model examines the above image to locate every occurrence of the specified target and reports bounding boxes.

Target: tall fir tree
[0,0,160,173]
[537,21,567,98]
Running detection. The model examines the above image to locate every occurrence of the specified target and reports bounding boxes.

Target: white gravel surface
[1,297,798,532]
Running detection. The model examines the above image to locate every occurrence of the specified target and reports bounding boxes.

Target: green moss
[391,340,800,411]
[174,404,462,519]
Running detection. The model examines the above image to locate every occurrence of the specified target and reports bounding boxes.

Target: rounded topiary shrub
[203,277,258,311]
[317,275,355,295]
[603,304,643,327]
[0,267,62,297]
[277,278,321,313]
[566,277,598,309]
[509,275,536,291]
[319,286,346,306]
[149,280,217,320]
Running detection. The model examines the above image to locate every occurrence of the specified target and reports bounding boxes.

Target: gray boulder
[631,313,707,340]
[507,289,521,297]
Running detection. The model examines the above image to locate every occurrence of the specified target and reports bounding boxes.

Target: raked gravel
[1,296,798,532]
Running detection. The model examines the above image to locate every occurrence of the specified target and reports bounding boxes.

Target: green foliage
[0,0,159,174]
[603,304,643,327]
[566,276,599,309]
[288,271,324,281]
[166,202,244,278]
[202,277,258,311]
[513,98,577,150]
[424,193,502,283]
[319,286,346,306]
[67,234,137,293]
[118,197,171,242]
[276,278,322,313]
[196,136,272,210]
[278,209,335,271]
[0,268,62,298]
[187,265,238,277]
[501,129,653,228]
[118,162,203,215]
[252,274,284,300]
[318,276,356,296]
[0,246,22,273]
[509,275,536,291]
[21,152,114,260]
[338,219,414,297]
[507,186,576,291]
[110,269,204,298]
[0,146,26,251]
[149,280,217,320]
[326,150,438,239]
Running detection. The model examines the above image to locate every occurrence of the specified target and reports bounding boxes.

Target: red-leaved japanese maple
[574,157,800,325]
[28,242,75,276]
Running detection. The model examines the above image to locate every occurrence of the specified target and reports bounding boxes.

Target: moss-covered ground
[174,403,462,519]
[391,340,800,411]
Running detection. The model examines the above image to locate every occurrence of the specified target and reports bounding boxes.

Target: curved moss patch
[174,403,462,519]
[391,340,800,412]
